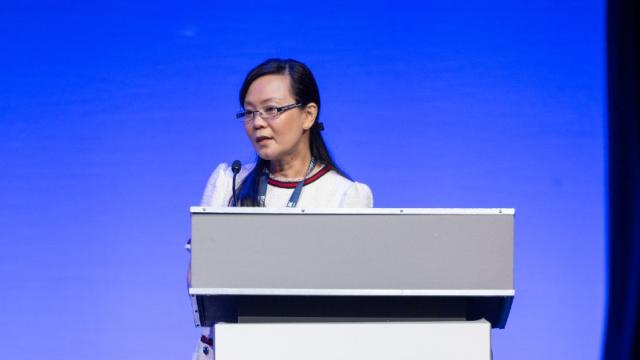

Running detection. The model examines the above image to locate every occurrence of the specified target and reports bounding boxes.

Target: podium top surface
[190,207,515,215]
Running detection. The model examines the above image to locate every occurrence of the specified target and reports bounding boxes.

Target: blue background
[0,1,605,358]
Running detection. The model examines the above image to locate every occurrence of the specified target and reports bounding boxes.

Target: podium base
[215,320,491,360]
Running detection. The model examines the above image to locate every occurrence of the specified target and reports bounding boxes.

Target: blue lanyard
[258,158,317,207]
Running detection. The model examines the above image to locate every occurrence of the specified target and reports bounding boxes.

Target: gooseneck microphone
[231,160,242,206]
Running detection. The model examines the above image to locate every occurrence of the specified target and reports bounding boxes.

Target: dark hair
[233,58,349,206]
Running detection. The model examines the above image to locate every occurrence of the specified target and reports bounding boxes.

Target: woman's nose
[252,113,268,128]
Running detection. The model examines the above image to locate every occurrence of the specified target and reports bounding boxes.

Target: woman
[191,58,373,359]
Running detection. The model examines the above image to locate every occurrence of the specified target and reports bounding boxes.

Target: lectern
[190,208,514,359]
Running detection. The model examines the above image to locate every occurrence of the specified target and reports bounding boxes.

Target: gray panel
[191,210,513,293]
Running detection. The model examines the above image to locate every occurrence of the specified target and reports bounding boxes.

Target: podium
[189,208,514,359]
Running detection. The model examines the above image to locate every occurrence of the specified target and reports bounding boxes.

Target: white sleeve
[200,163,232,207]
[200,162,256,207]
[339,182,374,208]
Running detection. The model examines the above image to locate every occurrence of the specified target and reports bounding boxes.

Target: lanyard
[258,158,317,207]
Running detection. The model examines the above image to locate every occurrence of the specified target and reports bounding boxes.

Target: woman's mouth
[255,136,272,144]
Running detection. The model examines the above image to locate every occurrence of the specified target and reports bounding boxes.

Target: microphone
[231,160,241,206]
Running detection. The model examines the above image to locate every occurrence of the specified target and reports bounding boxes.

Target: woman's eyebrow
[245,97,283,107]
[260,97,284,104]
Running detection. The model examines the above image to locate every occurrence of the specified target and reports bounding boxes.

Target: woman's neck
[269,151,312,180]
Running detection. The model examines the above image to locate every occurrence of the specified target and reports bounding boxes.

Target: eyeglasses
[236,103,302,122]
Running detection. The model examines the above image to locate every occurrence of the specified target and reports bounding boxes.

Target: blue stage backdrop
[0,1,604,359]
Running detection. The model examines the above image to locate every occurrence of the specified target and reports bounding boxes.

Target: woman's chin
[255,148,277,161]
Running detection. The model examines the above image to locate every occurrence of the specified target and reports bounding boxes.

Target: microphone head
[231,160,242,174]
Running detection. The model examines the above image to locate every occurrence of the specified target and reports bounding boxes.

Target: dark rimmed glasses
[236,103,302,122]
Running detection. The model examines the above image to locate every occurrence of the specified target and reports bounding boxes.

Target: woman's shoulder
[321,169,374,208]
[200,162,255,207]
[207,162,255,180]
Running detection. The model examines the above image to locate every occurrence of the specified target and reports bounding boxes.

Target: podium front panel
[191,208,514,294]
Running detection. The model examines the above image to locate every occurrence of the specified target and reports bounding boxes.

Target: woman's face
[243,74,316,161]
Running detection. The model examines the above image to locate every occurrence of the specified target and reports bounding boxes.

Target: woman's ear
[302,103,318,130]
